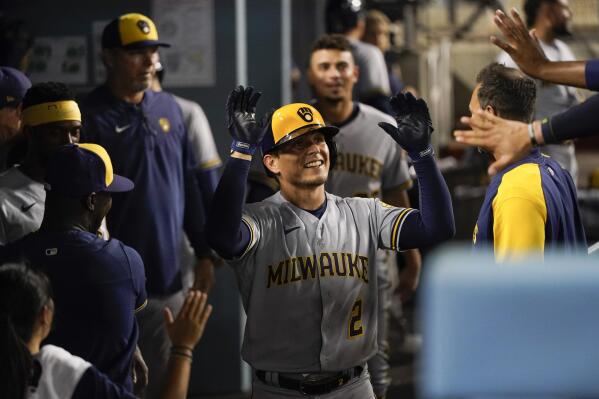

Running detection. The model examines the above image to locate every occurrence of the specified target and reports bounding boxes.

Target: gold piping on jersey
[391,208,412,250]
[134,299,148,313]
[198,158,222,170]
[240,217,255,258]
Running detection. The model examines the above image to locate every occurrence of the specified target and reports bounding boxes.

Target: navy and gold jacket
[81,86,209,295]
[473,149,586,260]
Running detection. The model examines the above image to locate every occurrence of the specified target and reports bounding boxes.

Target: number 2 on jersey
[348,297,364,338]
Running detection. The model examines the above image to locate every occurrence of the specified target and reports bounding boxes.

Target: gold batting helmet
[260,103,338,155]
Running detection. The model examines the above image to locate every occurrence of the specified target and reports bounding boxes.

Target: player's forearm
[543,92,599,144]
[398,155,455,248]
[532,60,587,88]
[195,167,221,208]
[159,356,192,399]
[205,154,252,258]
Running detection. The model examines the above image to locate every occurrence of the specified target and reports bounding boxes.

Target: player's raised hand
[226,85,265,148]
[491,9,549,79]
[164,290,213,350]
[378,92,434,158]
[454,110,532,175]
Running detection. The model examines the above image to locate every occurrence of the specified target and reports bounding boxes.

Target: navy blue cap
[0,67,31,108]
[46,144,134,197]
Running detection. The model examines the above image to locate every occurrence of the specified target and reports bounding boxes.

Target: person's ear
[263,154,280,176]
[485,105,497,116]
[38,299,54,338]
[85,193,96,212]
[352,63,360,83]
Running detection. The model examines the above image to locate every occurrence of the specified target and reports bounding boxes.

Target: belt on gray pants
[255,365,363,395]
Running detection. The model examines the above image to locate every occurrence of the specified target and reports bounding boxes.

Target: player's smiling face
[264,132,330,188]
[308,49,358,103]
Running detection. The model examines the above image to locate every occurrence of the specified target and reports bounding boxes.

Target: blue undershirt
[540,60,599,145]
[206,148,454,259]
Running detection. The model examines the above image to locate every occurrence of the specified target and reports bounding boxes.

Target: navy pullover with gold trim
[82,86,209,295]
[473,148,586,260]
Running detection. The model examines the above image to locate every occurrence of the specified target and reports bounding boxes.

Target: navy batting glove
[226,85,264,155]
[378,92,434,160]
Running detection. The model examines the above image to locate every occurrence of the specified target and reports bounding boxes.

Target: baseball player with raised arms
[206,86,454,397]
[308,34,420,398]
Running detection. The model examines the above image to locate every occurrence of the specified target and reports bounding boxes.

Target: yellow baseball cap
[46,144,134,197]
[102,13,170,49]
[261,103,338,154]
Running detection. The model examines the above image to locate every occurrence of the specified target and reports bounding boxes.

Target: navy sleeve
[123,245,148,312]
[585,59,599,91]
[398,155,455,248]
[543,93,599,144]
[205,157,252,259]
[72,366,136,399]
[195,167,221,209]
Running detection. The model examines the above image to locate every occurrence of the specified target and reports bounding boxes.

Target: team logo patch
[379,200,393,208]
[297,107,313,122]
[137,20,151,35]
[158,117,171,133]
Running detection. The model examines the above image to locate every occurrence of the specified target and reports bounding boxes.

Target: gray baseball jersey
[230,191,414,372]
[324,102,412,396]
[0,166,45,245]
[0,166,109,244]
[348,38,391,99]
[326,103,412,198]
[173,95,222,171]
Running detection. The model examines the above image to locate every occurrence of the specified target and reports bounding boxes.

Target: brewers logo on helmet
[261,102,338,152]
[261,103,339,176]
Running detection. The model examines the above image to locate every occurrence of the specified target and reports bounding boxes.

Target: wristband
[540,117,556,145]
[170,347,193,361]
[528,123,538,147]
[171,345,194,353]
[408,146,434,162]
[230,140,257,156]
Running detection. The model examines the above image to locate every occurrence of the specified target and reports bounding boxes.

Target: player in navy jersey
[81,14,215,396]
[0,143,146,391]
[469,63,586,259]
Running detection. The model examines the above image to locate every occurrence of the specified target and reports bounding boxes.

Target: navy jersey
[2,230,147,392]
[473,149,586,260]
[81,86,208,295]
